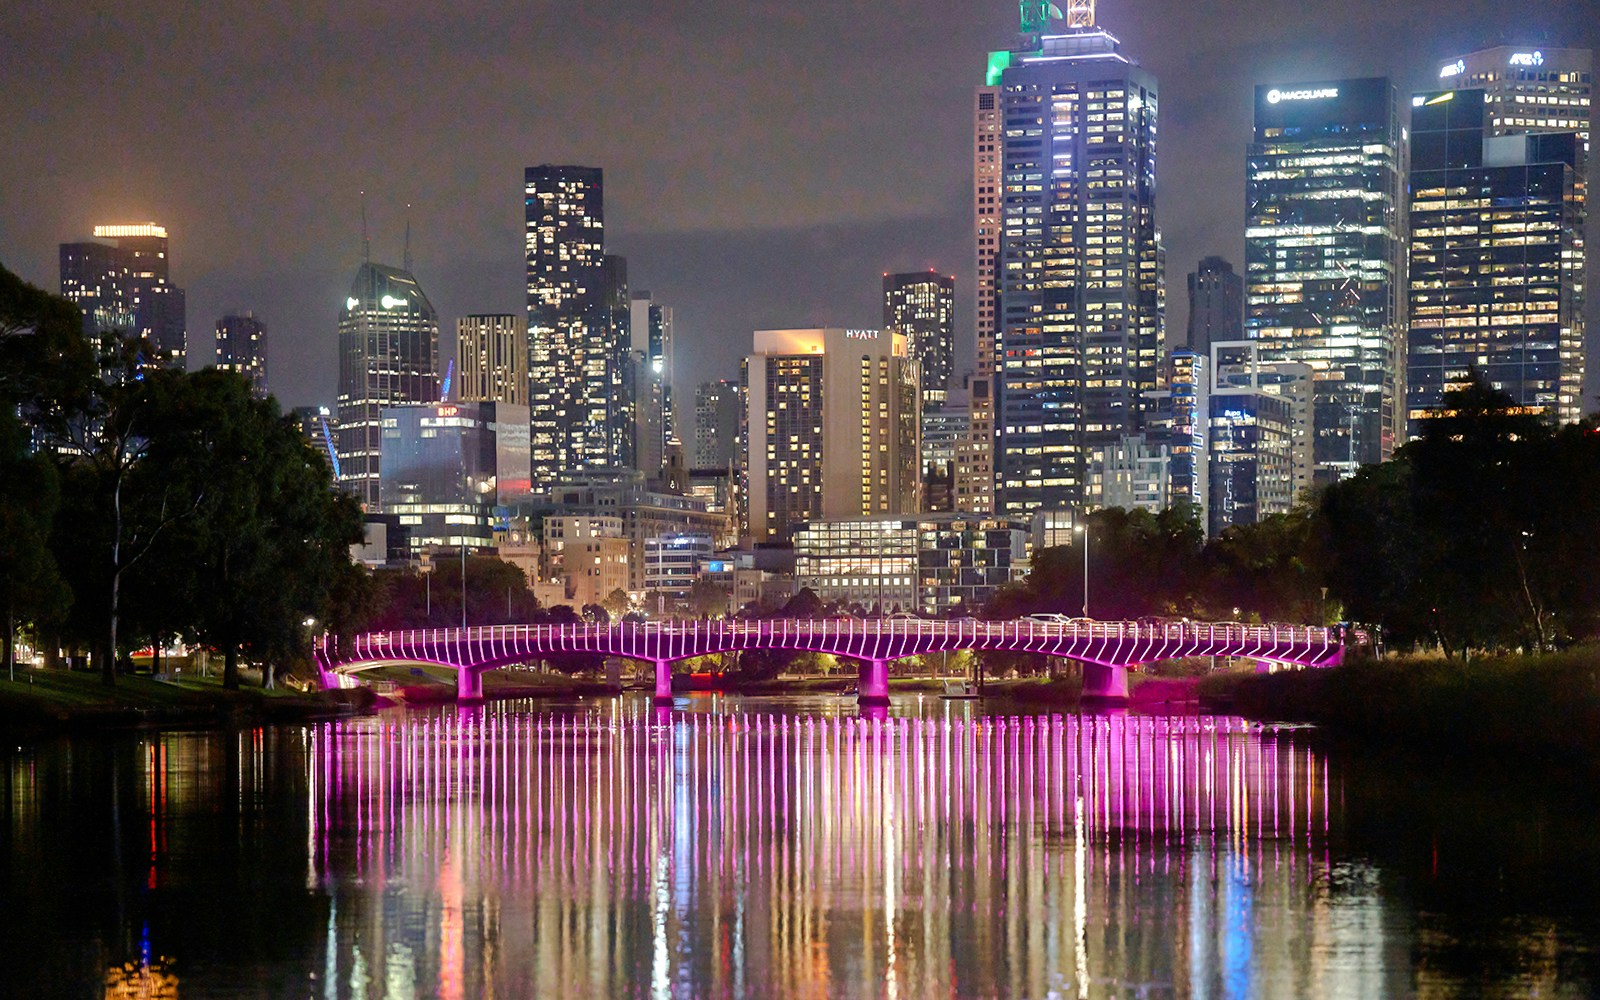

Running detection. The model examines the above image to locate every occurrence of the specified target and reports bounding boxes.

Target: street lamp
[1074,522,1089,618]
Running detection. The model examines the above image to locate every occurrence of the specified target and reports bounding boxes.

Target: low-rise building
[643,533,715,609]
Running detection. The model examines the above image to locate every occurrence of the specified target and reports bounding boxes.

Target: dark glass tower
[335,262,440,510]
[1246,78,1404,482]
[1186,256,1243,354]
[1407,87,1584,429]
[59,223,186,367]
[989,14,1162,516]
[214,312,267,397]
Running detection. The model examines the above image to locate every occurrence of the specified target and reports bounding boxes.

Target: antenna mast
[1067,0,1094,28]
[403,202,414,272]
[360,191,370,263]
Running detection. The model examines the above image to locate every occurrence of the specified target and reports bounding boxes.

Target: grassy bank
[0,668,378,733]
[1214,649,1600,756]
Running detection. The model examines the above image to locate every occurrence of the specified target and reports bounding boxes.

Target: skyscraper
[457,314,529,406]
[965,80,1004,514]
[1186,256,1244,355]
[742,328,920,541]
[883,271,956,410]
[335,262,440,510]
[526,165,634,482]
[693,379,742,469]
[214,312,267,397]
[631,291,676,476]
[59,223,187,366]
[1246,78,1404,482]
[1435,47,1591,164]
[987,1,1163,516]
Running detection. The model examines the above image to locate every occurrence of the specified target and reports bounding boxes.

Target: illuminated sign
[1440,59,1465,78]
[436,405,458,417]
[345,297,358,310]
[844,329,879,340]
[93,224,168,239]
[1508,51,1543,67]
[380,294,407,309]
[1266,87,1339,104]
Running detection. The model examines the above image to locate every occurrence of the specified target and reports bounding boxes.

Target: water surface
[4,694,1596,998]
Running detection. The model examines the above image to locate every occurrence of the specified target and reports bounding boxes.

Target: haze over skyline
[2,0,1594,409]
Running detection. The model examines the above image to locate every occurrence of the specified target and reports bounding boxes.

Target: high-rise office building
[1207,341,1313,537]
[214,312,267,397]
[742,328,920,541]
[59,223,187,366]
[631,291,676,476]
[1435,47,1591,165]
[525,164,619,482]
[693,379,743,470]
[379,401,532,553]
[1186,256,1244,355]
[1144,348,1208,524]
[457,314,529,406]
[987,2,1163,516]
[1408,87,1585,428]
[335,262,440,510]
[883,271,956,410]
[965,80,1004,515]
[1246,78,1404,483]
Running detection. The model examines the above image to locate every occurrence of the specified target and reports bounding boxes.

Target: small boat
[941,680,980,700]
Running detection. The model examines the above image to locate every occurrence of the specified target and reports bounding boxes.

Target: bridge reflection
[304,705,1396,998]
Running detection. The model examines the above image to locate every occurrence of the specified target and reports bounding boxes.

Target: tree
[602,588,632,619]
[0,411,69,675]
[688,577,731,618]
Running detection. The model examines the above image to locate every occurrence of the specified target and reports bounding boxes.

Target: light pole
[1075,522,1090,618]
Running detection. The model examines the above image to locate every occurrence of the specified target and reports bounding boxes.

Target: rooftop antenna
[1019,0,1066,36]
[360,190,370,263]
[403,202,414,272]
[1066,0,1094,28]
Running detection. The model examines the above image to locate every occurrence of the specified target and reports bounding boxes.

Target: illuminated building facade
[59,223,187,366]
[1207,341,1313,537]
[643,533,715,605]
[1144,348,1208,525]
[336,262,441,510]
[1087,434,1170,513]
[742,328,920,542]
[458,314,529,406]
[378,401,533,552]
[1408,87,1584,429]
[921,389,971,513]
[1246,77,1404,483]
[631,292,676,476]
[883,271,956,410]
[1435,47,1592,167]
[214,312,267,397]
[793,513,1030,615]
[526,165,633,482]
[989,12,1163,516]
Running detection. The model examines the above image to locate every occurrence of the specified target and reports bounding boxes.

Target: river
[4,695,1597,998]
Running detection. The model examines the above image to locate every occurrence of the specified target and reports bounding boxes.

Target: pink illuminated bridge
[315,618,1355,705]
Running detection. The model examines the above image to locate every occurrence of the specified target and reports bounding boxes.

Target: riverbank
[0,669,379,734]
[1208,649,1600,757]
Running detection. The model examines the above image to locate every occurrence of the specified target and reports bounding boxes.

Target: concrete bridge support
[1081,663,1129,703]
[653,660,674,706]
[858,660,890,707]
[458,667,483,702]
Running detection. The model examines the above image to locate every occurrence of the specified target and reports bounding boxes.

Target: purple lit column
[457,668,483,702]
[653,660,674,705]
[1080,662,1129,702]
[858,660,890,707]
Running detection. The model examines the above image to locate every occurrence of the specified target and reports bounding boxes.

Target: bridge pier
[652,660,674,706]
[457,668,483,702]
[858,659,890,707]
[1081,663,1129,703]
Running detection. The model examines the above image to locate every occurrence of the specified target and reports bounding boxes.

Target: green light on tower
[986,50,1013,86]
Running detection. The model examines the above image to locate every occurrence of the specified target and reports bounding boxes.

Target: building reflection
[303,707,1398,998]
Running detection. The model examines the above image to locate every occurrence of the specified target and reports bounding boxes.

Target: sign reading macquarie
[1253,77,1393,129]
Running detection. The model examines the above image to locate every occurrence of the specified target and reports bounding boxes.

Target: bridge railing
[336,618,1363,663]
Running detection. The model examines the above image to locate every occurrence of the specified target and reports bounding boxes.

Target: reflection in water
[5,700,1596,998]
[304,706,1379,998]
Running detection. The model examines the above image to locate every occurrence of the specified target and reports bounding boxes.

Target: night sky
[3,0,1595,410]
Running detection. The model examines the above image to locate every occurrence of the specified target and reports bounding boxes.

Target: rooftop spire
[403,202,413,272]
[360,190,370,263]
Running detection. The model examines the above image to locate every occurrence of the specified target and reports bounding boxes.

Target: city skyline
[2,1,1593,417]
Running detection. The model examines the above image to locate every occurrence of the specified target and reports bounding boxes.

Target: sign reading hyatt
[1266,87,1339,104]
[844,329,879,341]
